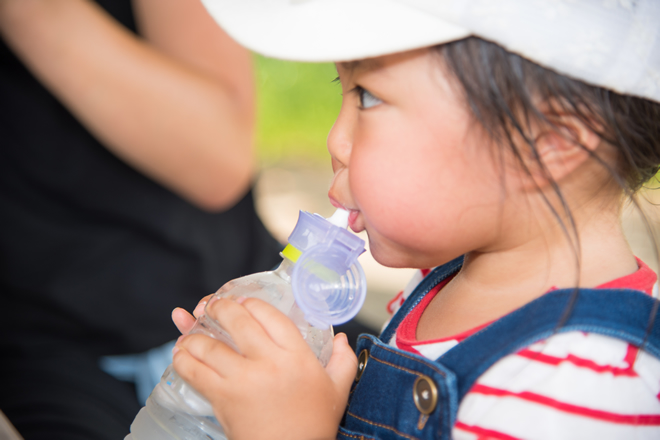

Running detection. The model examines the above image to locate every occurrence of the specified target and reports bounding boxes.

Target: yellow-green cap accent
[281,244,303,263]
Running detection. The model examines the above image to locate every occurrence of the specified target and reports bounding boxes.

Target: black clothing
[0,348,142,440]
[0,1,282,437]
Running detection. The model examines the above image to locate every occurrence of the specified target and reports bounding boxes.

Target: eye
[357,86,382,109]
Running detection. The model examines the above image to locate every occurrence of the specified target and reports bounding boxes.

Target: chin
[369,238,458,270]
[369,243,417,269]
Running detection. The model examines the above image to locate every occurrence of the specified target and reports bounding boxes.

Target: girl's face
[328,48,517,269]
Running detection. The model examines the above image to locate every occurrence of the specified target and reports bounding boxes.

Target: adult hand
[172,297,358,440]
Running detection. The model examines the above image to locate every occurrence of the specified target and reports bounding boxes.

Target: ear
[524,113,601,188]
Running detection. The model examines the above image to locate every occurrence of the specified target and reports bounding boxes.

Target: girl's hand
[171,294,213,335]
[172,297,358,440]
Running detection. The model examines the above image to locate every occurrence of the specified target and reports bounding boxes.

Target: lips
[328,195,363,232]
[349,214,366,234]
[328,196,344,210]
[348,210,360,229]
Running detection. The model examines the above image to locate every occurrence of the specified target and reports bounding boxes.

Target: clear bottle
[126,209,367,440]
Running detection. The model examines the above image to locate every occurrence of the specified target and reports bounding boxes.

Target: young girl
[171,1,660,439]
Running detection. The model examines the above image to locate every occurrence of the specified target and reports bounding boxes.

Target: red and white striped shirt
[386,260,660,439]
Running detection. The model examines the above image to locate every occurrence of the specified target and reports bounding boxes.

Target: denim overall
[338,257,660,440]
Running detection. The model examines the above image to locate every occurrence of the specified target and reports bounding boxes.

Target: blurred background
[251,54,660,332]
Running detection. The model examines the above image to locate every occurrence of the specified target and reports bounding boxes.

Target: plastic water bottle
[126,209,367,439]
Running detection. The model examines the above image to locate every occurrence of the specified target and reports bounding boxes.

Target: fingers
[185,295,315,363]
[325,333,358,397]
[193,294,214,318]
[238,297,309,352]
[172,307,196,335]
[172,344,225,402]
[175,333,245,378]
[172,293,215,334]
[205,297,277,359]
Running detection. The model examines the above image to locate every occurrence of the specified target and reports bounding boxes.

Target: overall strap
[380,256,463,343]
[438,288,660,405]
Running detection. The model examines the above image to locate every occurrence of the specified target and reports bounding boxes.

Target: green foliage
[254,55,341,165]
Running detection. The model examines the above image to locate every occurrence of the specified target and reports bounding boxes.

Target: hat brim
[201,0,470,62]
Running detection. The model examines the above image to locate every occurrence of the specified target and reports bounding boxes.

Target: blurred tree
[255,56,341,165]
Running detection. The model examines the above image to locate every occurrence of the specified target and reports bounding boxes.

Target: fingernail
[172,345,180,355]
[177,335,185,344]
[193,301,207,317]
[236,296,247,304]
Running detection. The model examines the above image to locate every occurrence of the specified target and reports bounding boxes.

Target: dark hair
[438,36,660,192]
[436,36,660,328]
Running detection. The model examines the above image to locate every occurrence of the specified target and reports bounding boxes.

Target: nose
[327,105,354,171]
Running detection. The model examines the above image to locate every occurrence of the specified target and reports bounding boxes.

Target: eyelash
[355,86,382,109]
[333,76,382,109]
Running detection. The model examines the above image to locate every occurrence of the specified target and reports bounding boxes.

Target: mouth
[347,211,360,230]
[328,196,344,210]
[328,196,363,232]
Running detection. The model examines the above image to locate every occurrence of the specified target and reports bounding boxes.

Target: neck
[417,191,638,340]
[462,192,636,295]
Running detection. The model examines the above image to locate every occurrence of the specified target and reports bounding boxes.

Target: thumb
[172,307,196,335]
[325,333,358,393]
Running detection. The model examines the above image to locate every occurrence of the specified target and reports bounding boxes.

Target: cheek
[351,115,468,213]
[349,121,503,260]
[350,128,426,217]
[349,137,444,247]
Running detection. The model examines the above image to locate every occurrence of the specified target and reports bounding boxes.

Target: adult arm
[0,0,255,211]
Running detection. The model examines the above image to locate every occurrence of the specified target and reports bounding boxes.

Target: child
[171,1,660,439]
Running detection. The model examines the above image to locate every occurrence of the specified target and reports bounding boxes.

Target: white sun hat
[201,0,660,103]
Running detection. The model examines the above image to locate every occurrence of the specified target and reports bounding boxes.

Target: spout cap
[326,208,350,228]
[287,210,367,329]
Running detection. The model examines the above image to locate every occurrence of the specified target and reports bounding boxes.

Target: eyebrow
[337,58,383,75]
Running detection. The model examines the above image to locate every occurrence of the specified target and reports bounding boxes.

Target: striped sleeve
[453,331,660,440]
